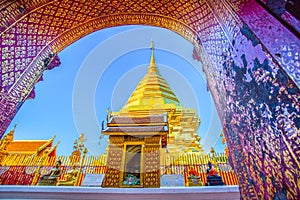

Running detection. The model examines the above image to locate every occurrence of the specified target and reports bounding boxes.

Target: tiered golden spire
[120,42,180,113]
[116,42,203,154]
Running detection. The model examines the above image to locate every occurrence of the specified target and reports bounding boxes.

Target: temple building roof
[104,126,168,135]
[108,114,167,126]
[0,127,56,156]
[6,140,53,154]
[103,114,168,136]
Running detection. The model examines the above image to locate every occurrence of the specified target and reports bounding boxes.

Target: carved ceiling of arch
[1,0,213,93]
[50,14,197,53]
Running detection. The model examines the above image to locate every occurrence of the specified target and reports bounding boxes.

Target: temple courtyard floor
[0,185,239,199]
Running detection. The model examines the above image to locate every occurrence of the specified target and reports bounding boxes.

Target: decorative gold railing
[0,152,238,186]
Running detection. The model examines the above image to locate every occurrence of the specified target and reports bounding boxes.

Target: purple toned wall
[203,0,299,198]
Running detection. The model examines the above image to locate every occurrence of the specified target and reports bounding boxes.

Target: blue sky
[6,26,224,155]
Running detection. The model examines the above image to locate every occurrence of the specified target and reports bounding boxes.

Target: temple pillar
[102,136,124,188]
[143,136,161,188]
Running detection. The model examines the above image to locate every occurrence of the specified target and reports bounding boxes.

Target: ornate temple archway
[0,0,299,199]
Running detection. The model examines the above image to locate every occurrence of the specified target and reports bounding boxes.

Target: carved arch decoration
[0,0,299,199]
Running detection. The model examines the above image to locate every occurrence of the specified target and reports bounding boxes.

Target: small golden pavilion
[102,43,204,188]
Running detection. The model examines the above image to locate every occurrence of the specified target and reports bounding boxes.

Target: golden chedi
[116,42,203,155]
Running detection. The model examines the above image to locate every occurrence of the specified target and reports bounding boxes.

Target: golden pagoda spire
[120,41,181,113]
[110,41,204,154]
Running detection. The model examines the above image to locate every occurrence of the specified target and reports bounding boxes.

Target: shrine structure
[102,44,203,187]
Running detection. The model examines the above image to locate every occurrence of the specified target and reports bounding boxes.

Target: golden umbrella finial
[149,41,156,69]
[150,40,154,50]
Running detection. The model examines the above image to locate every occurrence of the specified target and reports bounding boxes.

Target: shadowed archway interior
[0,0,299,199]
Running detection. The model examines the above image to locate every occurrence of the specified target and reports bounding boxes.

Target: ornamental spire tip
[150,41,155,67]
[150,41,154,50]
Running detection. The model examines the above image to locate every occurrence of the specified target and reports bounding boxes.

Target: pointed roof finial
[150,41,154,51]
[149,41,156,68]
